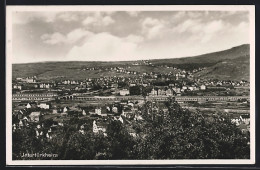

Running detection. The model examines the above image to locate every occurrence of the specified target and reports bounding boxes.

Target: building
[150,88,157,96]
[95,108,102,115]
[93,120,107,135]
[240,114,250,125]
[38,103,50,109]
[13,84,22,90]
[29,112,41,122]
[112,106,118,113]
[12,93,58,101]
[200,85,206,90]
[63,107,69,113]
[166,89,173,96]
[26,102,37,109]
[26,103,32,109]
[82,110,87,116]
[39,83,53,89]
[24,77,36,83]
[231,115,241,126]
[119,89,130,96]
[158,89,166,96]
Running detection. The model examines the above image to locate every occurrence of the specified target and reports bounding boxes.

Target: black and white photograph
[6,5,255,165]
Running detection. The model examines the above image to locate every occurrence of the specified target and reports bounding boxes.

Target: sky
[12,10,250,63]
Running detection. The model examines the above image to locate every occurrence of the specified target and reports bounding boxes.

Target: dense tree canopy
[13,99,250,160]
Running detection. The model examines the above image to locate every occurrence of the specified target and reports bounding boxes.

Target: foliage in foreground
[13,99,250,160]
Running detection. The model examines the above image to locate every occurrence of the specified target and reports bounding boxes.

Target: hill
[150,44,249,65]
[12,44,250,81]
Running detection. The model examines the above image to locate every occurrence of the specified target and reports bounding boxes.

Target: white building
[82,110,87,116]
[63,107,69,113]
[112,106,118,113]
[26,103,31,109]
[119,89,130,96]
[38,103,50,109]
[200,85,206,90]
[93,120,107,134]
[150,88,157,96]
[95,108,102,115]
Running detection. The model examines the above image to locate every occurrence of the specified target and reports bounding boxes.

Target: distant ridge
[13,44,249,65]
[149,44,249,64]
[12,44,250,81]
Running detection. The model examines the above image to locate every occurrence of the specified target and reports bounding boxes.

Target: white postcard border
[6,5,255,165]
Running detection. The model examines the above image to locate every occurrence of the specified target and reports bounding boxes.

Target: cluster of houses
[231,114,250,126]
[149,88,174,96]
[13,69,248,101]
[197,79,249,87]
[231,114,250,133]
[16,76,37,83]
[148,85,206,97]
[12,64,250,141]
[13,99,145,139]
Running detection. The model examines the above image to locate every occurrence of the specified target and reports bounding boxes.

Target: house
[79,123,88,135]
[240,114,250,125]
[119,89,130,96]
[63,106,69,113]
[166,89,173,96]
[38,103,50,109]
[95,108,102,115]
[26,103,32,109]
[150,88,157,96]
[13,84,22,90]
[52,109,58,114]
[112,106,118,113]
[130,83,136,87]
[82,110,87,116]
[29,112,41,122]
[93,120,107,135]
[200,85,206,90]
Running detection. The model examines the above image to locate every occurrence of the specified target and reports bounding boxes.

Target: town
[12,61,250,139]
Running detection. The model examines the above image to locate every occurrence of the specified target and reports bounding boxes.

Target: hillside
[150,44,249,65]
[12,44,250,81]
[193,55,249,81]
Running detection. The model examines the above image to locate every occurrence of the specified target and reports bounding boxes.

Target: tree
[106,120,136,159]
[129,86,141,95]
[135,99,250,159]
[63,132,96,160]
